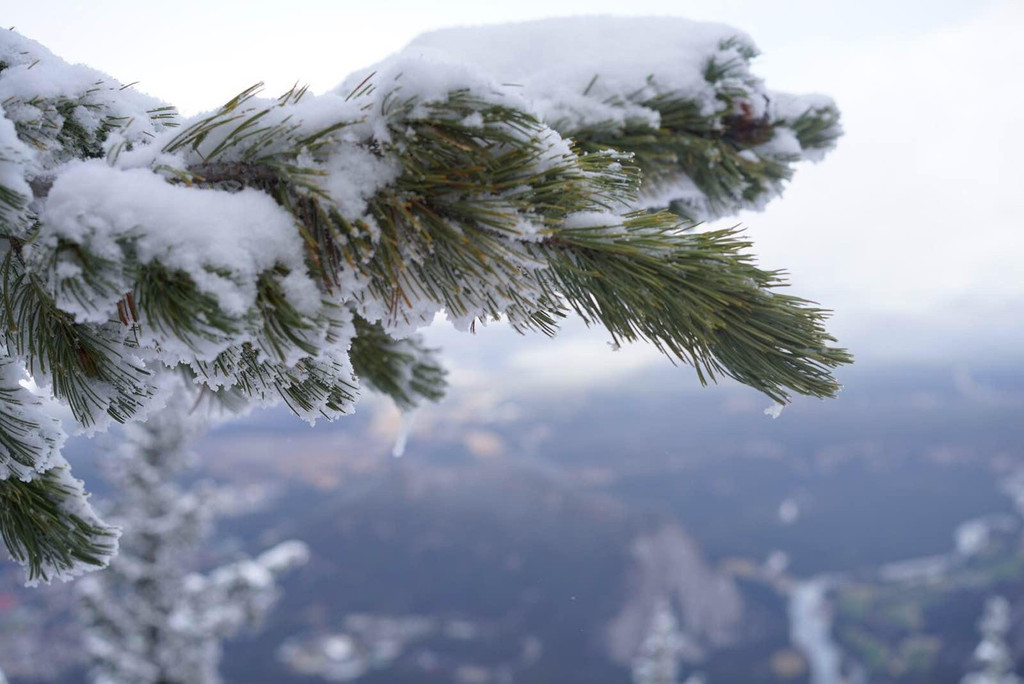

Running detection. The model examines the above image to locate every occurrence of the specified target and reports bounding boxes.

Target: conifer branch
[0,21,851,582]
[0,355,117,583]
[349,315,446,410]
[1,251,153,428]
[0,468,118,584]
[536,216,850,402]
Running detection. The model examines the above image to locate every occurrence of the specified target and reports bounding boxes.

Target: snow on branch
[397,17,842,221]
[0,17,849,583]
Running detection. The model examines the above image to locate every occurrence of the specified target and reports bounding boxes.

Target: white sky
[8,0,1023,387]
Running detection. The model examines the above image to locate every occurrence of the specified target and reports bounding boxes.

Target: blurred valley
[2,355,1023,684]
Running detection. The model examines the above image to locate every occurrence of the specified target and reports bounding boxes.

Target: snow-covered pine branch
[0,17,849,583]
[396,17,841,221]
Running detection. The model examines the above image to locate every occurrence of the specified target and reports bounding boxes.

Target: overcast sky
[8,1,1022,392]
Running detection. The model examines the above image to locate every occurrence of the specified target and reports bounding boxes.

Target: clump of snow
[321,143,401,222]
[755,127,803,160]
[0,29,173,177]
[337,51,533,127]
[38,161,321,362]
[0,104,33,206]
[404,17,751,129]
[387,17,840,220]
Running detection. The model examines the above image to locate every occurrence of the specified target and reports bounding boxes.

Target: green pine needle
[538,215,851,402]
[0,469,118,584]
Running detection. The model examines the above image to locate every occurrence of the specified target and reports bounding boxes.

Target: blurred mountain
[2,359,1023,683]
[219,460,742,683]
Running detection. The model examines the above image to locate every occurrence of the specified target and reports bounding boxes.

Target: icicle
[391,408,418,458]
